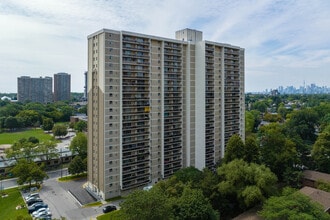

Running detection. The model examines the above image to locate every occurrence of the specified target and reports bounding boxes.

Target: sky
[0,0,330,93]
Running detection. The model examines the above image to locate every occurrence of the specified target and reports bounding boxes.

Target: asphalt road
[1,168,68,190]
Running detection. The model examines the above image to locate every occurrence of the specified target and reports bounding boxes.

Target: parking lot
[38,178,106,220]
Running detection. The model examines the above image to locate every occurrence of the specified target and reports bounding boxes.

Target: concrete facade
[17,76,53,103]
[87,28,245,199]
[54,72,71,101]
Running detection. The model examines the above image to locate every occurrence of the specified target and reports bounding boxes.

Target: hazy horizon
[1,0,330,93]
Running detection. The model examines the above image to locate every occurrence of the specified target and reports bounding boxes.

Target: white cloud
[0,0,329,92]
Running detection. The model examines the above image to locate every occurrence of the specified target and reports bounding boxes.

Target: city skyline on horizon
[1,1,330,93]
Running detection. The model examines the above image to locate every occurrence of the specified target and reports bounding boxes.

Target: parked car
[25,196,39,202]
[27,198,43,206]
[25,192,39,200]
[102,205,117,213]
[28,202,48,213]
[35,214,52,220]
[32,208,50,217]
[33,210,52,218]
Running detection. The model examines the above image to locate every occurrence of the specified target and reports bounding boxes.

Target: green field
[0,129,54,145]
[96,210,124,220]
[0,188,32,220]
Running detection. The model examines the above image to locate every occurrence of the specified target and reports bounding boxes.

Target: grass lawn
[58,173,87,182]
[0,188,32,220]
[0,129,55,145]
[96,210,125,220]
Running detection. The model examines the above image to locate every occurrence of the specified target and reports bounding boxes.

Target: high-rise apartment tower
[87,28,245,200]
[17,76,53,103]
[54,72,71,101]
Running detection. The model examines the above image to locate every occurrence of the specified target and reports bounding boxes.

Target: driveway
[40,178,103,220]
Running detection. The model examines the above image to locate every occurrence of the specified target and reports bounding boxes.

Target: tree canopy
[68,156,86,175]
[11,159,47,187]
[5,138,39,162]
[224,134,245,163]
[259,188,330,220]
[259,123,298,180]
[52,124,68,137]
[312,131,330,173]
[42,117,54,131]
[217,159,278,210]
[69,132,87,159]
[74,120,87,132]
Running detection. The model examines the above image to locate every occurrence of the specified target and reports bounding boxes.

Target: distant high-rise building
[17,76,52,103]
[54,72,71,101]
[87,28,245,199]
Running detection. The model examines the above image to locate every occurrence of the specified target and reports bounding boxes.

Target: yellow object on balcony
[144,106,150,113]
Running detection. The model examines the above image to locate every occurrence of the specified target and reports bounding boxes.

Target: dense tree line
[0,100,76,131]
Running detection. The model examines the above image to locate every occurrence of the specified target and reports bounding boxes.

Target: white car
[25,193,39,200]
[34,210,52,219]
[32,208,50,217]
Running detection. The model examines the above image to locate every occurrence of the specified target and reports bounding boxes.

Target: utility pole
[60,148,63,178]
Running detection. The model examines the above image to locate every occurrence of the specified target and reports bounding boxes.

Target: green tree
[245,111,255,134]
[37,140,59,162]
[120,188,171,220]
[198,168,221,210]
[172,186,219,220]
[173,166,203,185]
[28,136,39,144]
[250,110,262,131]
[16,109,41,127]
[0,116,6,130]
[320,113,330,132]
[259,187,330,220]
[259,123,297,180]
[285,108,319,143]
[24,102,46,115]
[68,156,86,175]
[74,120,87,132]
[311,131,330,173]
[252,101,268,113]
[263,112,282,122]
[52,124,68,138]
[0,102,23,117]
[78,105,87,115]
[69,132,87,159]
[224,134,245,163]
[12,159,47,187]
[58,105,75,121]
[217,159,277,210]
[4,116,20,130]
[244,135,260,164]
[42,117,54,131]
[5,138,38,162]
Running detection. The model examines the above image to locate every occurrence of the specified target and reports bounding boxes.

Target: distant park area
[0,129,54,145]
